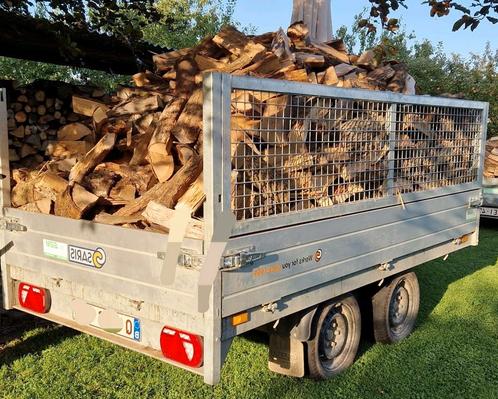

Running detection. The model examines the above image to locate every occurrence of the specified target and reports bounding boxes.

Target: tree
[0,1,161,43]
[0,0,239,87]
[146,0,239,48]
[291,0,333,42]
[362,0,498,33]
[337,13,498,137]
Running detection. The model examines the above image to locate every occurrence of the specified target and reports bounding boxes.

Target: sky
[233,0,497,56]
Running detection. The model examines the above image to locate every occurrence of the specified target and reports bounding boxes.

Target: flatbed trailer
[0,74,488,384]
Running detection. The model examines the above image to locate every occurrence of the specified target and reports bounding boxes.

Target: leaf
[453,4,471,14]
[487,16,498,24]
[452,18,466,31]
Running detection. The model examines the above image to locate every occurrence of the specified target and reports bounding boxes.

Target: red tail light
[18,282,51,313]
[160,326,203,368]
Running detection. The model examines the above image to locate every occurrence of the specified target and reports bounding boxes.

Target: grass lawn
[1,226,498,399]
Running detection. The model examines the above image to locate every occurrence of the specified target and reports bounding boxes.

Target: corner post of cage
[0,88,12,310]
[386,102,398,196]
[202,72,232,384]
[0,89,10,209]
[477,103,489,187]
[203,72,233,243]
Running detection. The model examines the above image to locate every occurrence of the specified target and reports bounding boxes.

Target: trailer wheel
[307,294,361,379]
[372,271,420,344]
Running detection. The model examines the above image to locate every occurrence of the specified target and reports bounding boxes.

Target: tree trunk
[291,0,333,42]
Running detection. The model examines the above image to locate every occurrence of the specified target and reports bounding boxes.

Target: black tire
[372,271,420,344]
[307,294,361,379]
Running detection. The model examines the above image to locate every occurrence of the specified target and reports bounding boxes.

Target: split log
[46,141,92,159]
[195,54,226,71]
[109,179,136,202]
[222,41,266,73]
[130,119,158,166]
[148,97,187,181]
[83,170,119,197]
[322,66,339,85]
[72,96,109,117]
[11,180,36,207]
[34,172,68,201]
[109,95,162,117]
[142,201,204,240]
[368,65,396,82]
[153,48,191,73]
[57,123,92,141]
[294,52,325,68]
[271,28,293,61]
[356,50,377,69]
[213,26,249,56]
[94,212,144,226]
[176,145,196,165]
[171,89,203,144]
[387,65,408,93]
[69,133,116,184]
[55,184,99,219]
[115,155,202,217]
[310,41,350,64]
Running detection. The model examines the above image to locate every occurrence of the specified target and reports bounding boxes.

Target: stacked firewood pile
[484,137,498,178]
[6,80,111,168]
[9,23,475,234]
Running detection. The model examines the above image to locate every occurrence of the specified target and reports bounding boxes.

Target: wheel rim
[318,305,350,371]
[388,281,410,333]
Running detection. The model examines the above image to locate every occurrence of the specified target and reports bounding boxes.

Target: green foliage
[0,56,129,91]
[406,41,498,137]
[146,0,239,49]
[337,14,498,138]
[361,0,498,33]
[336,8,415,56]
[0,0,239,88]
[1,1,161,42]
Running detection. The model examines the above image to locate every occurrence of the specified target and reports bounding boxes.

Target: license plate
[481,207,498,217]
[89,305,141,342]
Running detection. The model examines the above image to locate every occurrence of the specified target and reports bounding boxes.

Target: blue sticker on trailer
[133,318,141,341]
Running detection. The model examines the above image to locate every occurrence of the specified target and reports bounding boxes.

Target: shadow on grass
[0,324,79,367]
[416,226,498,320]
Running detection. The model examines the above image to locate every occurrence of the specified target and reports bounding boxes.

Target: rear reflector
[160,326,203,368]
[18,282,51,313]
[232,312,249,326]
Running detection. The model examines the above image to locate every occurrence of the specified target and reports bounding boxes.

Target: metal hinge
[0,217,27,232]
[262,301,279,313]
[379,261,394,272]
[221,246,265,271]
[468,196,482,208]
[157,249,204,270]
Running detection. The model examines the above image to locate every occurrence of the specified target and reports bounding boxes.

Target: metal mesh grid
[393,104,482,192]
[230,89,482,221]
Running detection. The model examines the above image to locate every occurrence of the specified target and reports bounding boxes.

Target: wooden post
[291,0,333,42]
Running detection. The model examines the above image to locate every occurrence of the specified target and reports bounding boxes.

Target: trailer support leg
[268,332,306,377]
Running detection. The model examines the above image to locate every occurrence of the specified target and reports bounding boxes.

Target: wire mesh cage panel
[228,85,484,222]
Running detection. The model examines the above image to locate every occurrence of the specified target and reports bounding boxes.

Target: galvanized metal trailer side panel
[206,73,487,382]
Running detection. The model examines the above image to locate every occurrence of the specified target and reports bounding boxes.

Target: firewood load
[6,80,111,168]
[484,137,498,178]
[8,23,477,235]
